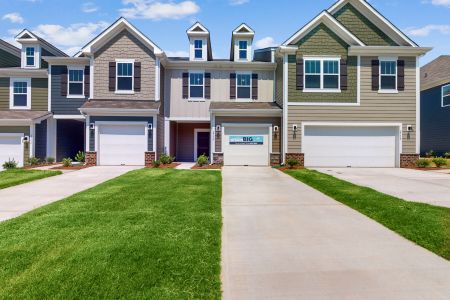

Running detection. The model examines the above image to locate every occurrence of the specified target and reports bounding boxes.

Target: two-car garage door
[0,134,24,169]
[303,125,400,168]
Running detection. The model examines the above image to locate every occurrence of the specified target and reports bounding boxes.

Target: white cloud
[82,2,99,13]
[427,0,450,7]
[255,36,278,49]
[165,50,189,57]
[229,0,249,5]
[405,24,450,37]
[2,13,24,24]
[64,47,83,56]
[119,0,200,20]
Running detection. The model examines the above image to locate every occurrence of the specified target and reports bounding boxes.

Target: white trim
[190,38,207,61]
[416,57,421,154]
[303,57,341,93]
[30,123,35,158]
[211,109,282,117]
[155,58,160,101]
[152,117,157,154]
[187,22,210,35]
[22,45,40,69]
[283,53,288,163]
[53,115,86,120]
[348,46,431,57]
[232,23,255,35]
[357,55,361,104]
[236,71,252,101]
[90,55,94,99]
[67,66,85,98]
[115,59,135,94]
[85,115,90,152]
[164,117,170,155]
[379,58,397,92]
[222,123,272,128]
[79,108,159,117]
[210,113,215,161]
[188,70,205,101]
[194,128,211,161]
[10,78,31,110]
[288,102,360,106]
[167,117,210,122]
[48,64,52,111]
[442,84,450,108]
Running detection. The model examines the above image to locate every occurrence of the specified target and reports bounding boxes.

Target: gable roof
[77,17,163,57]
[187,22,210,35]
[233,23,255,35]
[328,0,417,47]
[15,29,68,57]
[0,39,20,57]
[421,56,450,91]
[283,11,365,46]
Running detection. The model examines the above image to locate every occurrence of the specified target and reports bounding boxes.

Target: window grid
[380,60,397,90]
[443,84,450,107]
[194,40,203,59]
[12,80,29,108]
[304,59,340,90]
[116,62,133,91]
[189,72,204,99]
[239,41,248,60]
[236,73,251,99]
[68,69,84,96]
[26,47,35,66]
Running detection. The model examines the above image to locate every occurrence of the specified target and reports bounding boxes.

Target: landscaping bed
[192,164,222,170]
[0,169,62,189]
[51,165,90,171]
[147,162,180,169]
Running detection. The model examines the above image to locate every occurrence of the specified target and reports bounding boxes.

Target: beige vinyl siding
[0,77,47,111]
[157,65,165,157]
[275,57,283,107]
[287,56,417,154]
[94,29,156,100]
[0,78,8,110]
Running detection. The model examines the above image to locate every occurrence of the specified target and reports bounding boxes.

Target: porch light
[293,124,298,132]
[22,136,29,142]
[89,123,95,130]
[273,126,279,133]
[148,123,153,130]
[215,125,221,132]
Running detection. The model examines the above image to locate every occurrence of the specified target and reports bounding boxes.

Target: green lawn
[0,169,222,299]
[0,169,62,189]
[285,169,450,261]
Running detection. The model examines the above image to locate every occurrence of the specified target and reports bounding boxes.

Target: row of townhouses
[0,0,432,168]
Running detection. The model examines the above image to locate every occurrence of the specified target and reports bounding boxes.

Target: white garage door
[0,134,24,169]
[223,126,269,166]
[98,124,147,166]
[303,126,399,168]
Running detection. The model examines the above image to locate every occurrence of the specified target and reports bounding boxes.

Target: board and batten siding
[93,29,156,100]
[287,56,417,154]
[51,65,88,115]
[0,77,47,111]
[0,49,20,68]
[166,69,275,119]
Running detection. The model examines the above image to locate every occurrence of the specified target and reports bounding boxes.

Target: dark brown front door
[196,131,210,159]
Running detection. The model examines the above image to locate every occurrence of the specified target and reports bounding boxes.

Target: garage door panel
[223,126,269,166]
[0,135,23,169]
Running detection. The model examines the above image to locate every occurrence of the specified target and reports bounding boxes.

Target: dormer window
[238,41,248,60]
[25,47,35,67]
[194,40,203,59]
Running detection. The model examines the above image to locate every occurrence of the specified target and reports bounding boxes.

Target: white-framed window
[67,67,84,98]
[304,57,340,91]
[189,72,204,99]
[10,78,31,109]
[194,40,203,59]
[116,59,134,93]
[238,40,248,60]
[25,47,35,67]
[442,84,450,107]
[236,73,251,100]
[379,59,397,91]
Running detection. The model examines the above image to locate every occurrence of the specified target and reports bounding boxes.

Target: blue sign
[230,136,264,145]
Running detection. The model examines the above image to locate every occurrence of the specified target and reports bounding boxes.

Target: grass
[0,169,222,299]
[285,169,450,261]
[0,169,62,189]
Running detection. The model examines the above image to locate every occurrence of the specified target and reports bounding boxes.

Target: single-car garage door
[303,125,399,168]
[223,126,269,166]
[98,124,147,166]
[0,134,24,169]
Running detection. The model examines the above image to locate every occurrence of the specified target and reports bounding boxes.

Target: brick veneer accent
[286,153,305,167]
[145,152,156,167]
[213,153,224,165]
[270,153,281,166]
[400,154,419,168]
[85,152,97,166]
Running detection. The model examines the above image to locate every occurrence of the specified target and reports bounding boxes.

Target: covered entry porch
[166,121,211,162]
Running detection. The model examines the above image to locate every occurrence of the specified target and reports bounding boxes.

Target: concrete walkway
[0,166,139,222]
[221,167,450,300]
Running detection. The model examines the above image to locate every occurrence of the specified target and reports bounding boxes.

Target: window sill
[303,89,341,93]
[188,98,206,102]
[10,106,30,110]
[378,89,398,94]
[67,95,86,99]
[115,91,135,95]
[236,98,254,102]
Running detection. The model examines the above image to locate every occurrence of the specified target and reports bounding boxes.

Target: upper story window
[304,58,340,91]
[194,40,203,59]
[10,78,31,110]
[189,72,204,99]
[443,84,450,107]
[237,73,251,99]
[116,61,134,92]
[25,47,35,67]
[68,68,84,97]
[380,60,397,90]
[238,40,248,60]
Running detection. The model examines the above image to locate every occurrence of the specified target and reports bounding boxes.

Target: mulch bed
[277,166,304,172]
[191,164,222,170]
[147,163,181,169]
[23,163,58,169]
[51,165,90,170]
[413,167,450,171]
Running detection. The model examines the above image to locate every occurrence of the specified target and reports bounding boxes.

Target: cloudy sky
[0,0,449,65]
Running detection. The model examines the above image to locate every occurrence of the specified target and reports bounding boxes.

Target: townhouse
[0,0,431,169]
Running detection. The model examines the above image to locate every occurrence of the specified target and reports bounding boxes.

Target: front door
[196,131,210,159]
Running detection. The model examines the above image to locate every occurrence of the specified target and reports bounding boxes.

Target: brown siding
[176,123,210,162]
[275,57,283,107]
[0,78,8,110]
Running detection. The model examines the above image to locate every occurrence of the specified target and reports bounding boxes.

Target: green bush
[197,154,209,167]
[2,159,17,170]
[159,153,174,165]
[286,158,300,169]
[432,157,448,168]
[444,152,450,159]
[46,157,55,164]
[416,158,431,168]
[152,160,161,168]
[28,157,40,166]
[74,151,85,163]
[62,158,73,168]
[425,150,436,158]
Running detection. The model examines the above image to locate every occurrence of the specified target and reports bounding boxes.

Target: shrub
[416,158,431,168]
[197,154,209,167]
[432,157,448,168]
[46,157,55,164]
[74,151,85,163]
[286,158,300,169]
[159,153,174,165]
[2,159,17,170]
[62,158,73,167]
[444,152,450,159]
[425,150,436,158]
[152,160,161,168]
[28,157,40,166]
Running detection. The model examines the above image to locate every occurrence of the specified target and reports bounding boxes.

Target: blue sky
[0,0,449,65]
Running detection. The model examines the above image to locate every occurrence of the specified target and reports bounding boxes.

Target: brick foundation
[213,153,224,165]
[145,152,156,167]
[400,154,419,168]
[85,152,97,166]
[286,153,305,167]
[270,153,281,166]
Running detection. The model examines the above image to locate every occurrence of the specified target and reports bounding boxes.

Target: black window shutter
[60,66,68,97]
[340,59,348,91]
[296,58,304,90]
[372,60,380,91]
[252,73,258,100]
[205,72,211,99]
[109,62,116,91]
[397,60,405,91]
[182,72,189,99]
[134,62,141,92]
[230,73,236,99]
[84,66,90,97]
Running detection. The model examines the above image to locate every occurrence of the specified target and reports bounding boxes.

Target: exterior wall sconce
[215,125,221,132]
[273,125,279,133]
[148,123,153,131]
[89,123,95,130]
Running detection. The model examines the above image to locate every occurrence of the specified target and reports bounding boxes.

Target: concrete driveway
[315,168,450,208]
[0,166,140,222]
[221,167,450,300]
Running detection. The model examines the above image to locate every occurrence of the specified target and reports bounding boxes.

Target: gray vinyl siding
[287,56,417,154]
[0,49,20,68]
[420,83,450,155]
[89,116,154,152]
[51,65,87,115]
[35,119,47,159]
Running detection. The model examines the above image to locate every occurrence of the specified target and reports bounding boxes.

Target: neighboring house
[420,56,450,156]
[278,0,430,168]
[0,32,67,168]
